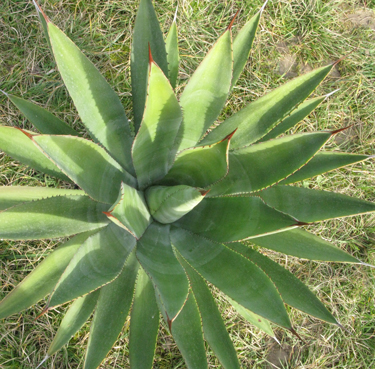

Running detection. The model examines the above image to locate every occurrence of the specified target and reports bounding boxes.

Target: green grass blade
[145,185,206,224]
[229,243,337,324]
[171,292,208,369]
[249,228,359,262]
[0,232,94,320]
[160,138,229,188]
[177,255,240,369]
[0,195,108,240]
[129,267,160,369]
[107,182,151,239]
[0,186,84,211]
[280,152,371,185]
[132,60,182,189]
[48,290,100,356]
[131,0,169,132]
[0,127,69,181]
[48,22,134,174]
[136,223,189,322]
[166,13,179,89]
[258,185,375,222]
[231,11,260,89]
[200,65,333,148]
[171,227,291,329]
[177,30,232,151]
[49,223,136,308]
[5,93,79,135]
[84,251,139,369]
[209,132,331,197]
[33,135,137,204]
[226,296,275,338]
[175,197,297,243]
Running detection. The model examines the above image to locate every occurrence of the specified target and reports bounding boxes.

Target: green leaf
[131,0,169,132]
[231,10,260,88]
[200,65,333,148]
[228,243,337,324]
[48,22,134,174]
[5,93,79,135]
[0,195,108,240]
[166,12,179,89]
[136,223,189,322]
[132,60,182,189]
[177,29,232,151]
[106,182,151,239]
[0,232,94,320]
[145,185,207,224]
[226,296,275,337]
[249,228,359,262]
[258,96,325,142]
[171,227,291,328]
[84,250,139,369]
[177,255,240,369]
[33,135,136,204]
[279,152,371,185]
[159,138,230,188]
[258,185,375,222]
[175,196,297,243]
[0,186,84,211]
[129,267,160,369]
[209,132,331,197]
[0,126,69,181]
[33,0,52,50]
[47,290,100,356]
[171,292,208,369]
[49,223,136,307]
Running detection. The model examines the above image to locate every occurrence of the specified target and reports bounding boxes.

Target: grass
[0,0,375,368]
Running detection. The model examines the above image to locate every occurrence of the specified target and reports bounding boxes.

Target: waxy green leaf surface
[131,0,169,131]
[132,61,182,189]
[175,196,297,242]
[33,135,136,204]
[200,65,333,148]
[129,267,160,369]
[161,138,230,188]
[166,16,179,89]
[48,290,100,356]
[209,132,331,197]
[178,30,232,151]
[229,243,337,324]
[84,251,139,369]
[0,232,94,319]
[48,23,134,174]
[258,185,375,222]
[171,228,291,328]
[0,195,108,240]
[0,127,69,181]
[250,228,359,262]
[136,223,189,321]
[178,255,240,369]
[49,223,136,307]
[145,185,206,224]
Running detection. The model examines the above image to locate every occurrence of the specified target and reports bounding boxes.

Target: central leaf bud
[145,185,208,224]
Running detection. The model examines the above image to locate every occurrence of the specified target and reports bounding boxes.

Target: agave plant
[1,0,374,368]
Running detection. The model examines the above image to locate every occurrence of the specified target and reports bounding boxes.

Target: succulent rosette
[0,1,374,368]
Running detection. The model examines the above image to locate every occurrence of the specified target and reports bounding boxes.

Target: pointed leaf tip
[260,0,270,14]
[0,89,8,97]
[32,0,50,23]
[199,189,211,196]
[290,327,305,344]
[34,306,49,321]
[228,9,240,30]
[325,88,340,99]
[148,43,154,64]
[222,128,238,142]
[173,5,178,23]
[15,127,34,139]
[36,355,49,369]
[332,48,357,66]
[296,221,311,227]
[331,125,354,135]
